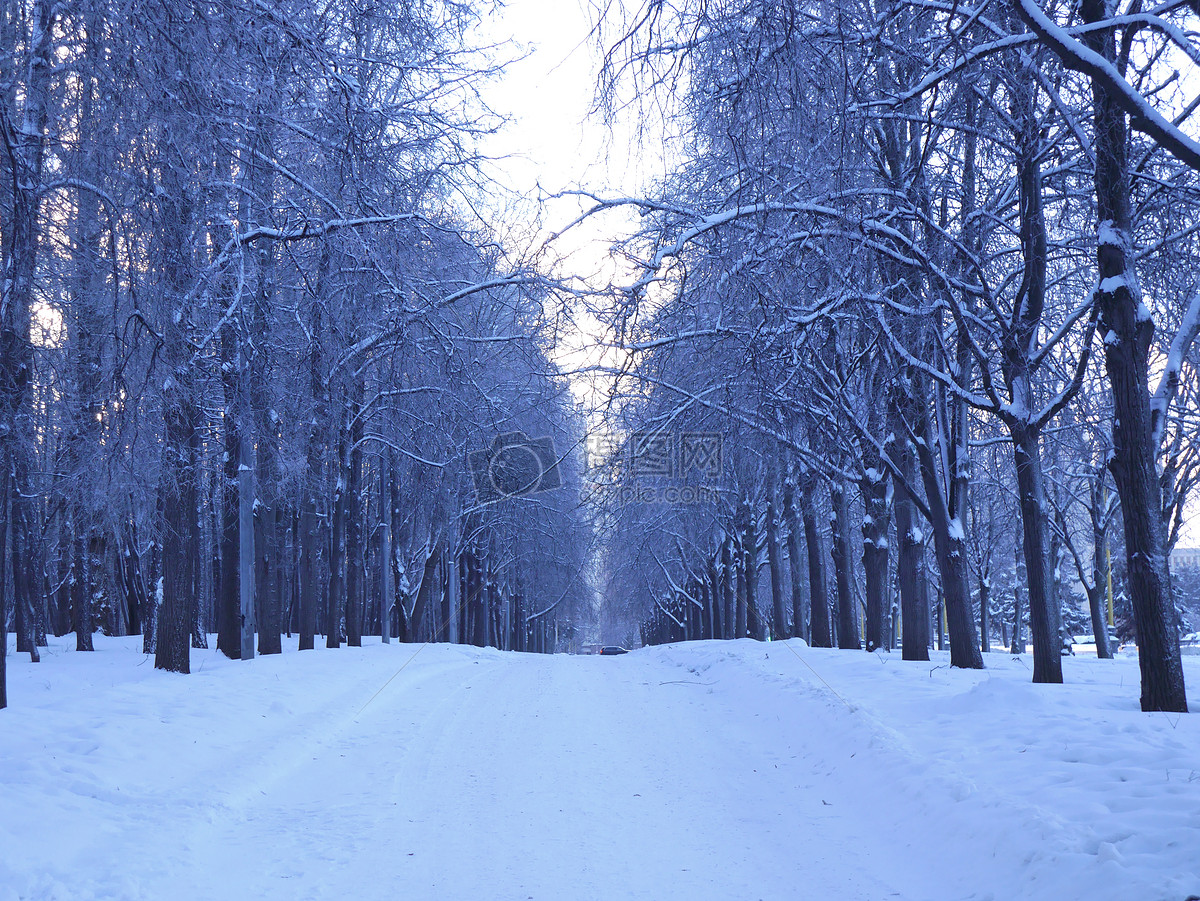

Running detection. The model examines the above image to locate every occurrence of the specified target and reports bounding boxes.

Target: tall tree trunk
[345,382,364,647]
[63,8,111,655]
[979,568,990,654]
[860,464,889,652]
[156,363,199,674]
[380,454,393,644]
[736,499,752,639]
[911,383,983,669]
[143,496,162,656]
[707,556,723,641]
[729,511,748,638]
[254,497,279,655]
[831,483,860,650]
[391,474,409,643]
[783,481,808,642]
[152,151,199,675]
[16,548,38,660]
[217,322,243,658]
[1012,426,1061,682]
[1079,0,1187,712]
[1089,497,1114,659]
[766,492,787,639]
[191,483,207,649]
[510,566,522,650]
[250,274,279,653]
[458,549,469,644]
[2,0,56,675]
[799,471,832,648]
[64,391,95,657]
[721,535,735,640]
[891,421,930,661]
[470,546,487,647]
[118,523,146,640]
[1002,63,1062,684]
[1011,542,1025,655]
[298,264,327,652]
[327,415,348,649]
[411,542,440,644]
[238,428,255,660]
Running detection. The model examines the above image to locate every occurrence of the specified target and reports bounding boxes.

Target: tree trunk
[151,152,199,675]
[217,314,243,658]
[831,483,860,650]
[16,545,40,660]
[979,569,991,654]
[510,567,522,650]
[238,429,255,660]
[1011,542,1025,655]
[767,494,787,639]
[2,0,56,676]
[345,383,364,647]
[707,556,723,641]
[458,549,469,644]
[380,455,393,644]
[471,549,487,648]
[783,481,808,642]
[799,471,832,648]
[254,500,280,655]
[892,425,930,661]
[1012,426,1062,682]
[191,488,207,650]
[860,467,889,652]
[392,475,410,643]
[720,535,729,643]
[1089,510,1114,659]
[910,384,983,669]
[1079,0,1187,712]
[999,61,1062,683]
[327,419,348,649]
[411,543,440,643]
[298,270,327,652]
[156,374,199,675]
[63,8,110,655]
[737,497,753,638]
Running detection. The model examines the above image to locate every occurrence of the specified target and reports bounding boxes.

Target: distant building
[1173,547,1200,569]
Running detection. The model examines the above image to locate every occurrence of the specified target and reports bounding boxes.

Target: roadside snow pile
[1,636,1197,901]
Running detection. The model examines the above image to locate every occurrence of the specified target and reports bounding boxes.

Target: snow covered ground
[2,636,1198,901]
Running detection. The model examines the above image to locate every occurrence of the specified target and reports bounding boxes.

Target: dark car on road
[599,646,629,655]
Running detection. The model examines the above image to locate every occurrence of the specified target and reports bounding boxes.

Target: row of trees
[0,0,592,709]
[601,381,1171,655]
[591,0,1200,711]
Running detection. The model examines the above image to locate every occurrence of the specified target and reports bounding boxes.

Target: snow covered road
[2,638,1198,901]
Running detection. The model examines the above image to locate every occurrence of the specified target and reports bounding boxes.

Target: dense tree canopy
[2,0,1198,716]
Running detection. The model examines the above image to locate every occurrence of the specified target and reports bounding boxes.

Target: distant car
[599,646,629,655]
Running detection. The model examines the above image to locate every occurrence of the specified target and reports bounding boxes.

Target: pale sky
[474,0,653,203]
[471,0,657,421]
